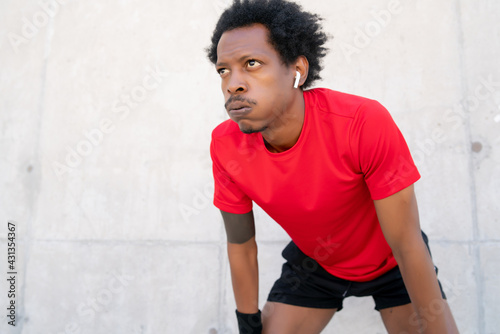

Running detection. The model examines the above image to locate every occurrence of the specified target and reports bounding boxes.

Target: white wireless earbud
[294,71,301,89]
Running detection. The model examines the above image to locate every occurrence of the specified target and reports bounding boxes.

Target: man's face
[216,24,296,134]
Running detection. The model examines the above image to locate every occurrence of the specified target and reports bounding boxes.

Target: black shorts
[267,231,446,311]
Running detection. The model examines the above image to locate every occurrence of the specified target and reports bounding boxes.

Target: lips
[227,102,252,117]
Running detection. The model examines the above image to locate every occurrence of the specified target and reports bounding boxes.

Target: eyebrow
[216,54,262,67]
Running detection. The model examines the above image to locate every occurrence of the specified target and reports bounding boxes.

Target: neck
[261,90,305,153]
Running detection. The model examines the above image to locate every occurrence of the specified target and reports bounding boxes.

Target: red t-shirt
[210,88,420,282]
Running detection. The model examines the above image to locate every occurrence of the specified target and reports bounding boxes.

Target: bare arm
[374,185,459,333]
[221,210,259,314]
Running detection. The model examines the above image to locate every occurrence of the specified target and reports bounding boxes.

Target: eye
[247,59,262,69]
[217,68,229,77]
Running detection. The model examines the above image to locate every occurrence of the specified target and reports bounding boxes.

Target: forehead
[216,24,278,63]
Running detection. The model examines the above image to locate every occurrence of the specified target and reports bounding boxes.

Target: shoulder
[211,119,241,140]
[305,88,385,120]
[211,119,256,155]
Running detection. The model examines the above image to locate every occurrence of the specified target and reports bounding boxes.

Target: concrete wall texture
[0,0,498,333]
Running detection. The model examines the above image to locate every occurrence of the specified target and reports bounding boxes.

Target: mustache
[224,95,257,110]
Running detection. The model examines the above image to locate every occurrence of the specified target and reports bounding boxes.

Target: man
[206,0,459,333]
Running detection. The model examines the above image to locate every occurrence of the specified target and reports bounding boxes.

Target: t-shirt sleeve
[210,136,253,214]
[350,100,420,200]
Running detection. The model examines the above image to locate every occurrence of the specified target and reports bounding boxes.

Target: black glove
[236,309,263,334]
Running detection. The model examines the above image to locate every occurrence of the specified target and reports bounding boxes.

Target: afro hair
[206,0,329,89]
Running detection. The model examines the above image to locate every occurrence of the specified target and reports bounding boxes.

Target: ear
[294,56,309,89]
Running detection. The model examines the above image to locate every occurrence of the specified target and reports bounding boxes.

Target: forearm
[394,243,450,333]
[227,237,259,313]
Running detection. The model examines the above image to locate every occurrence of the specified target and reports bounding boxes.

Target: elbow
[227,237,258,259]
[390,237,431,267]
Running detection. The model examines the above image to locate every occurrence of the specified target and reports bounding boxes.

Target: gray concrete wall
[0,0,498,333]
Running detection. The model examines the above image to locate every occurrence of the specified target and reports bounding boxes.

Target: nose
[226,70,248,94]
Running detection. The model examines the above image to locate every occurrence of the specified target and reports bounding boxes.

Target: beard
[239,123,267,134]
